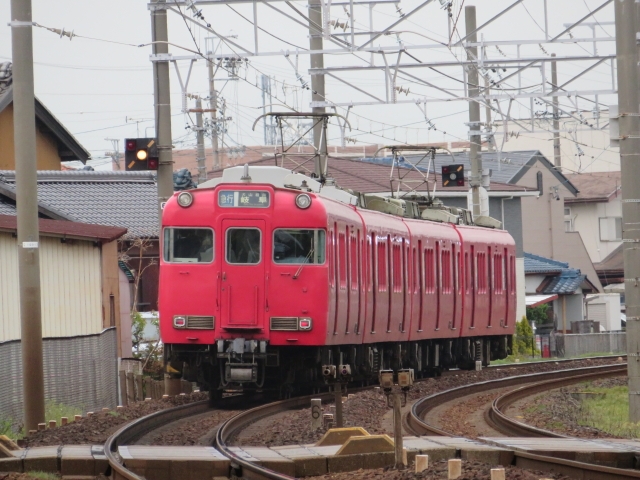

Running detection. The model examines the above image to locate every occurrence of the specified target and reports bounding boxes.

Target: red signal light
[125,139,136,151]
[148,158,159,170]
[457,179,464,186]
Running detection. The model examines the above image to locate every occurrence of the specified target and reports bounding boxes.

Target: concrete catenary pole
[10,0,46,431]
[208,57,220,169]
[195,98,206,184]
[308,0,327,178]
[615,0,640,422]
[551,53,561,170]
[151,0,174,217]
[465,6,482,218]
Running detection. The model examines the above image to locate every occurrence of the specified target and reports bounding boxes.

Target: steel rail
[486,366,626,437]
[407,363,627,436]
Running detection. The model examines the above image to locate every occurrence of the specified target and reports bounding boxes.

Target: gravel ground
[516,377,625,438]
[236,357,622,446]
[307,460,576,480]
[145,408,243,445]
[22,392,208,447]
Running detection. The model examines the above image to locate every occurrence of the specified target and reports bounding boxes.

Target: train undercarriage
[165,335,512,403]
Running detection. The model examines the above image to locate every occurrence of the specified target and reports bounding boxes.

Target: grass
[577,385,640,437]
[0,401,84,440]
[25,472,60,480]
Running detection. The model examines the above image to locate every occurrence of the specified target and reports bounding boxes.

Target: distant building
[0,62,89,170]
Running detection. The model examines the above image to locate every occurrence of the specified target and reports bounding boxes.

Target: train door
[220,219,266,328]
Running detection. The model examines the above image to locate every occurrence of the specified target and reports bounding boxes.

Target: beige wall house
[564,172,622,265]
[0,215,128,355]
[0,62,89,170]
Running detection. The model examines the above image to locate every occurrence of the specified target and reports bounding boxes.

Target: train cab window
[273,229,325,264]
[226,228,261,264]
[163,228,214,263]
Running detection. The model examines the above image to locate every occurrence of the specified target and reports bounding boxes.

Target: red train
[159,165,516,399]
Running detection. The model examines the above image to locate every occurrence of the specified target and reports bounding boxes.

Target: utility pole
[615,0,640,422]
[465,5,482,218]
[10,0,45,431]
[151,0,174,217]
[195,98,206,183]
[308,0,328,178]
[483,76,494,152]
[207,56,220,169]
[551,53,561,171]
[105,138,121,170]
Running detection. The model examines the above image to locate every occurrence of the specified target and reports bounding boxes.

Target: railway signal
[441,164,465,187]
[125,138,159,171]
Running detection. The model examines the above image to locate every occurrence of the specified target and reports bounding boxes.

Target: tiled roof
[524,252,570,274]
[0,171,158,239]
[564,171,621,203]
[0,214,127,243]
[207,156,533,194]
[538,270,587,295]
[0,201,16,215]
[594,244,623,273]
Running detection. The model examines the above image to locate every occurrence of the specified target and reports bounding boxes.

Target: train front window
[226,228,262,264]
[273,229,326,264]
[163,228,214,263]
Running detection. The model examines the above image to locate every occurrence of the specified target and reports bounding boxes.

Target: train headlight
[295,193,311,209]
[177,192,193,208]
[298,317,312,330]
[173,316,187,328]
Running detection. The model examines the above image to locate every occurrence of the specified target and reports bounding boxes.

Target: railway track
[105,356,630,480]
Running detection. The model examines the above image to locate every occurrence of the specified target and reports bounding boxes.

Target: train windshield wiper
[293,247,314,279]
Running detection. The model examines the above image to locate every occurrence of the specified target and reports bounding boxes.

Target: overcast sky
[0,1,616,170]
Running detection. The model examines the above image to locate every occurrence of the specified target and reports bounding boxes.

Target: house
[563,171,622,287]
[0,62,89,169]
[524,252,598,333]
[0,170,160,311]
[207,154,539,321]
[400,150,604,293]
[0,215,127,418]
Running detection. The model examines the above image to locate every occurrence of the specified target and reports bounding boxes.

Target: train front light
[295,193,311,209]
[173,316,187,328]
[298,317,312,330]
[177,192,193,208]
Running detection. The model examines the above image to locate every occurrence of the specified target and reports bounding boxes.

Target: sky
[0,0,617,171]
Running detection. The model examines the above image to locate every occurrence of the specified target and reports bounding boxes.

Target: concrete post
[61,417,68,426]
[415,455,429,473]
[490,468,505,480]
[195,98,206,183]
[448,458,461,479]
[614,0,640,422]
[311,398,322,430]
[48,420,56,429]
[392,392,405,468]
[208,56,220,169]
[308,0,327,178]
[465,6,483,218]
[10,0,46,432]
[551,54,561,170]
[150,0,174,220]
[135,374,143,402]
[334,385,343,428]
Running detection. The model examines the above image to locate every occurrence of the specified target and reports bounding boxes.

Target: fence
[118,371,193,405]
[0,328,118,422]
[554,332,626,358]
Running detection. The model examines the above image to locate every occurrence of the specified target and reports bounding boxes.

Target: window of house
[564,207,574,232]
[164,228,214,263]
[599,217,623,241]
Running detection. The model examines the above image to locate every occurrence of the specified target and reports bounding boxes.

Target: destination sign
[218,190,270,208]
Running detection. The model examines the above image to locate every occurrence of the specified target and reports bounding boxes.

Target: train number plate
[218,190,270,208]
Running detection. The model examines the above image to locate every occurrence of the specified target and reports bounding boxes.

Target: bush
[527,303,551,326]
[513,316,540,356]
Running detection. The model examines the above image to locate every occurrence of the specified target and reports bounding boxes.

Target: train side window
[329,229,336,287]
[350,234,359,290]
[338,232,347,289]
[509,255,516,294]
[163,228,214,263]
[442,250,451,294]
[226,228,261,264]
[477,252,487,294]
[465,251,471,294]
[273,229,326,264]
[494,254,503,294]
[377,238,387,292]
[425,248,435,294]
[393,242,402,293]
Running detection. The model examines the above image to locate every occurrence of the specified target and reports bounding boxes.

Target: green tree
[513,316,539,356]
[527,304,551,326]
